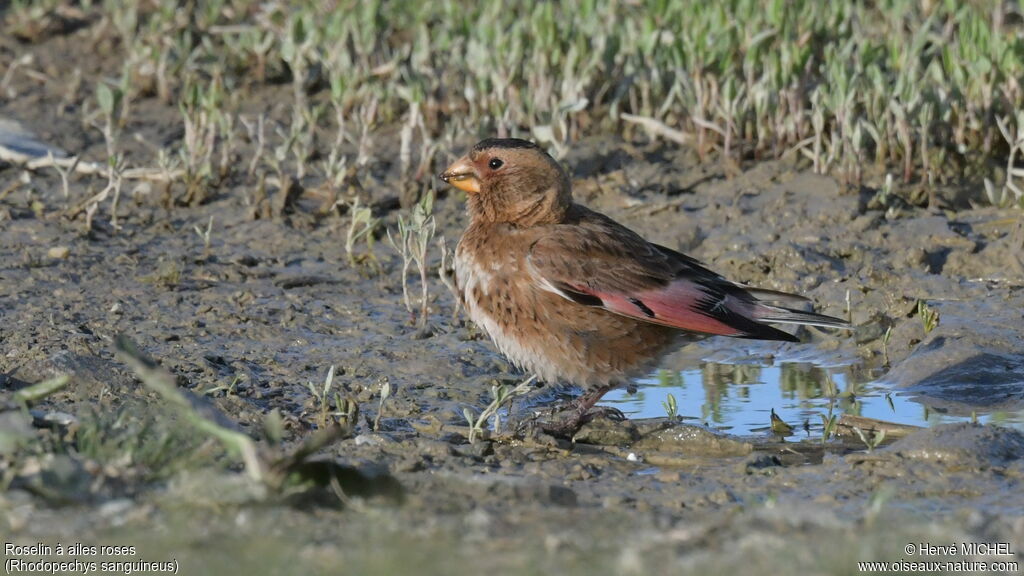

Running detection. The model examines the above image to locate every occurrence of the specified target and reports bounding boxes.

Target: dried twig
[621,113,690,144]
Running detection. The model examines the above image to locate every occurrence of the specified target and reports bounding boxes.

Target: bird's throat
[468,184,571,227]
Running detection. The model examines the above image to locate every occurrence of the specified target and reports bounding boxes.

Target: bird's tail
[753,304,850,330]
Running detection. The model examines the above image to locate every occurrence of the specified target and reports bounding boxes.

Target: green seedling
[193,215,214,259]
[661,393,678,421]
[386,191,437,328]
[464,377,537,444]
[851,427,886,452]
[13,375,70,406]
[178,78,222,206]
[306,365,340,431]
[93,82,125,229]
[241,114,266,179]
[917,300,940,334]
[988,111,1024,207]
[48,151,79,200]
[202,374,243,397]
[343,196,380,268]
[373,377,391,432]
[820,413,839,444]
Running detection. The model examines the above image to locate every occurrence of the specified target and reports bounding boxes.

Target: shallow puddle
[601,359,1024,438]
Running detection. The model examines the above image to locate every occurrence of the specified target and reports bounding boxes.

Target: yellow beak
[439,156,481,194]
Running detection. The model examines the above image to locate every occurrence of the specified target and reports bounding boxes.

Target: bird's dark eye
[488,158,504,170]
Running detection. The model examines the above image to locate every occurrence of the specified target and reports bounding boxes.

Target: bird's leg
[539,386,619,437]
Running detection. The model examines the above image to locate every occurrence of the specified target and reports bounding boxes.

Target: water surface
[601,360,1024,438]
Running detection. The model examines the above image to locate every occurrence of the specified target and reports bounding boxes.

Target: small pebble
[47,246,70,259]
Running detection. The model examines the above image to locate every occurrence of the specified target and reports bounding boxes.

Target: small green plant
[74,404,211,482]
[216,112,236,181]
[95,84,123,148]
[279,13,315,104]
[851,427,886,452]
[48,151,78,200]
[817,368,843,444]
[917,300,940,334]
[387,191,437,328]
[241,114,266,179]
[202,374,243,397]
[12,374,70,407]
[92,82,125,230]
[193,215,214,259]
[343,197,380,267]
[985,110,1024,208]
[373,377,391,432]
[288,105,321,181]
[306,365,345,431]
[463,377,536,444]
[661,393,678,421]
[178,75,227,206]
[820,412,839,444]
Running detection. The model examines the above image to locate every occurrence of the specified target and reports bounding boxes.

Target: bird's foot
[581,405,627,422]
[533,387,619,438]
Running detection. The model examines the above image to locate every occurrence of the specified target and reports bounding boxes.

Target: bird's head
[439,138,572,226]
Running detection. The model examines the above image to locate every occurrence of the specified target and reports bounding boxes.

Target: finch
[441,138,848,433]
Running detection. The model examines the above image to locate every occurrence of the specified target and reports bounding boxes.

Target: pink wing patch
[566,280,751,337]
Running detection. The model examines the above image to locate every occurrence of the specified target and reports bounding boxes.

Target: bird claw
[529,390,624,438]
[586,405,626,422]
[532,406,625,438]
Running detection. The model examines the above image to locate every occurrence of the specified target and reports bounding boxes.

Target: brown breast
[455,222,686,389]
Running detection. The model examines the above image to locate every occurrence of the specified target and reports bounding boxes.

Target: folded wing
[527,208,848,342]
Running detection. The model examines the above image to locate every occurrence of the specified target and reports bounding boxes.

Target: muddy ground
[3,26,1024,576]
